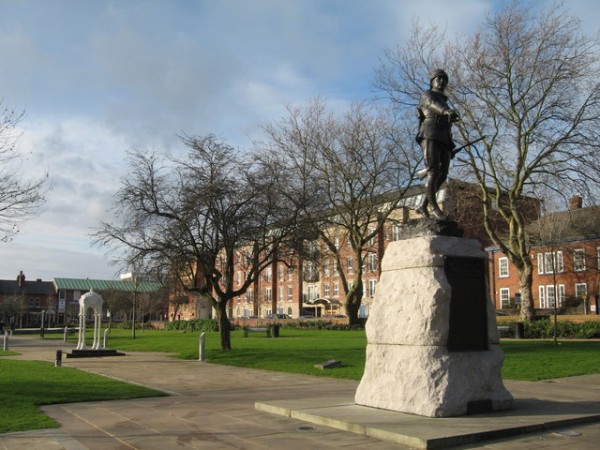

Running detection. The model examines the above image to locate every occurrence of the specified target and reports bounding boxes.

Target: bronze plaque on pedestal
[444,256,488,351]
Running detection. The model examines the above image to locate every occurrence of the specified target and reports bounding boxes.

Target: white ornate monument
[76,290,104,350]
[355,233,513,417]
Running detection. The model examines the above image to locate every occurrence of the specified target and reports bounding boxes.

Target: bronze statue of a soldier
[416,69,460,220]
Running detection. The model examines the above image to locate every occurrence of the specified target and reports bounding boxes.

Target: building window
[546,285,556,308]
[573,248,586,272]
[541,251,564,274]
[367,279,377,298]
[307,285,318,301]
[323,259,330,277]
[287,286,293,301]
[333,283,339,297]
[323,283,330,297]
[575,283,588,299]
[391,224,402,241]
[347,256,354,275]
[498,257,509,278]
[537,253,544,275]
[367,253,378,273]
[368,227,376,247]
[541,284,565,308]
[499,288,510,308]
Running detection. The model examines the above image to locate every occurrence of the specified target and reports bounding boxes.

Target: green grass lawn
[0,359,166,433]
[61,327,600,381]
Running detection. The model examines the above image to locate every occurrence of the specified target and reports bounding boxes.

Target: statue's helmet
[430,68,448,81]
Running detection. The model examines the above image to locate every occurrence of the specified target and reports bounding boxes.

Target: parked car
[264,314,291,319]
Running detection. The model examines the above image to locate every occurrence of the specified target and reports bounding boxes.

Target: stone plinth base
[355,343,512,417]
[355,234,512,417]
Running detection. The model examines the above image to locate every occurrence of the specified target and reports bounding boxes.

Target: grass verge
[0,358,166,433]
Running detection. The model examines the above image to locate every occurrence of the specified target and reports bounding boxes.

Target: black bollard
[55,349,62,367]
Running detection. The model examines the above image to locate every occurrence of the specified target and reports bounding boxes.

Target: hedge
[517,319,600,339]
[163,319,218,332]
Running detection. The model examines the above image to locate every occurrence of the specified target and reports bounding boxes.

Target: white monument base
[355,234,513,417]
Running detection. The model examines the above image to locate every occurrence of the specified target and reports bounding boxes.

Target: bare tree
[376,3,600,320]
[0,104,47,241]
[261,100,419,325]
[94,135,298,350]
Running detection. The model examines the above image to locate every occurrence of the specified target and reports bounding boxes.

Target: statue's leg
[77,314,84,349]
[423,143,447,220]
[96,314,101,349]
[436,147,452,191]
[416,141,433,217]
[93,314,99,349]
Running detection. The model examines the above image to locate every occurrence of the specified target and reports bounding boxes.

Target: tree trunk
[345,280,364,326]
[518,262,534,321]
[215,300,232,351]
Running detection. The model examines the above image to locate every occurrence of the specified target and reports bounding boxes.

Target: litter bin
[515,322,524,339]
[271,324,280,338]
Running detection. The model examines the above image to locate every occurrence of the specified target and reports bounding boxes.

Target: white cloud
[0,0,597,280]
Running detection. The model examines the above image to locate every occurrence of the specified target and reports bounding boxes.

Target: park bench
[497,325,511,336]
[243,325,280,338]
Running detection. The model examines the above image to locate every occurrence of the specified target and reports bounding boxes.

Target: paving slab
[1,335,599,450]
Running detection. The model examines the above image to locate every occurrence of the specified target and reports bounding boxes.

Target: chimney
[569,195,583,210]
[17,271,26,288]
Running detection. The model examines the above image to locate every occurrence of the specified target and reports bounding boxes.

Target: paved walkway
[0,335,598,449]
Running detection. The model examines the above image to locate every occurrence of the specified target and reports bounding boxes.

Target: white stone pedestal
[355,235,513,417]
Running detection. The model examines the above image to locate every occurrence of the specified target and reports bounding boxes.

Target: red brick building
[170,180,520,321]
[489,196,600,315]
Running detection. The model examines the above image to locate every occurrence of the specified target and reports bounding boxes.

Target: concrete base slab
[66,349,126,358]
[256,396,600,449]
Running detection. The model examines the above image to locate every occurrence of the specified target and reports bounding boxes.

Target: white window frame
[368,279,377,298]
[367,253,378,273]
[391,224,402,241]
[499,288,510,308]
[347,256,354,275]
[537,253,544,275]
[541,284,565,308]
[543,251,564,274]
[539,285,546,308]
[575,282,588,299]
[498,257,509,278]
[323,259,330,277]
[573,248,586,272]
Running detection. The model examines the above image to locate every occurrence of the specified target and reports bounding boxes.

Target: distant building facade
[0,271,55,328]
[169,181,517,320]
[489,196,600,315]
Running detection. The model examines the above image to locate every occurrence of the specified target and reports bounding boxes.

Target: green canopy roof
[53,278,162,293]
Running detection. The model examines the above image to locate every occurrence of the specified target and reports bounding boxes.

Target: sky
[0,0,598,282]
